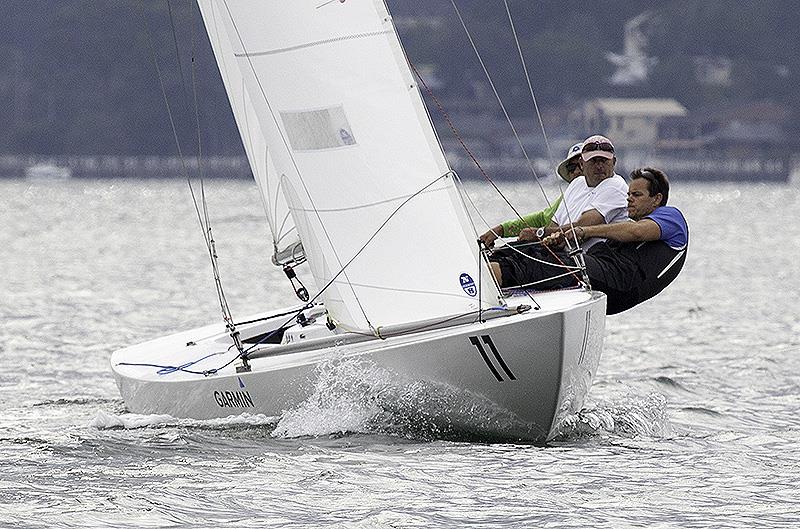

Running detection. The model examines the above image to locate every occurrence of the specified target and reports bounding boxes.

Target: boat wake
[90,410,279,430]
[34,396,121,407]
[552,392,672,442]
[96,354,624,443]
[90,387,671,444]
[271,356,544,442]
[92,353,524,441]
[90,410,177,429]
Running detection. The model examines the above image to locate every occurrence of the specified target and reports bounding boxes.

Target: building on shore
[579,98,688,147]
[573,98,791,182]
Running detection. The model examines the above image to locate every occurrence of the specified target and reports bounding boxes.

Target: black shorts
[490,243,581,290]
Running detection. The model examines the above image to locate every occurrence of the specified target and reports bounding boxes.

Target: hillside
[0,0,796,155]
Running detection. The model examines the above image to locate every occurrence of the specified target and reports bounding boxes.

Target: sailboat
[111,1,606,442]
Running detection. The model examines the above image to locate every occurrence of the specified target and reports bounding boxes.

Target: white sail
[201,1,301,263]
[197,0,501,332]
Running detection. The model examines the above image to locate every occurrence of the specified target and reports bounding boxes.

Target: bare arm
[556,209,605,230]
[479,224,504,248]
[576,218,661,243]
[519,209,606,241]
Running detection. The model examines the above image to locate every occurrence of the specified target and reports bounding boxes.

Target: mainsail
[198,0,502,332]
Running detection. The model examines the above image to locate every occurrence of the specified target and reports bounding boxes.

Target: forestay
[197,0,501,333]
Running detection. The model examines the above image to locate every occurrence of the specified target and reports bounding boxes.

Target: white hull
[111,290,606,442]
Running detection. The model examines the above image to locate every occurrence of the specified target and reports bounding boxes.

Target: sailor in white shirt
[519,134,629,250]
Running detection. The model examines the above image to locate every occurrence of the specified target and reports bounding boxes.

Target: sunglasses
[582,141,614,153]
[637,170,662,195]
[566,161,580,172]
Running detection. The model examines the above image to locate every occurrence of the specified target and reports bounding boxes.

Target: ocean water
[1,177,798,528]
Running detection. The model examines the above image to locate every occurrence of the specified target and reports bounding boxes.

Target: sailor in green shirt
[480,142,583,248]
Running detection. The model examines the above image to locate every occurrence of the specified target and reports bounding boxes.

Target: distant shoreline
[0,154,251,179]
[1,153,795,182]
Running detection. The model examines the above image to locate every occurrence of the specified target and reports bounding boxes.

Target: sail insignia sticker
[281,106,357,151]
[460,273,477,297]
[339,128,355,145]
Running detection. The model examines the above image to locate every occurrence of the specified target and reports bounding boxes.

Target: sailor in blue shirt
[577,168,688,314]
[490,167,688,314]
[644,205,688,250]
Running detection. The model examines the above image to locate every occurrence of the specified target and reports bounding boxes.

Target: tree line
[1,0,796,155]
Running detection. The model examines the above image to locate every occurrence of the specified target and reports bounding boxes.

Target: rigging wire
[448,0,588,286]
[449,0,552,209]
[500,1,579,256]
[165,0,192,122]
[500,1,586,260]
[502,0,554,168]
[409,60,527,226]
[188,1,239,331]
[119,171,467,376]
[190,2,237,330]
[408,61,581,283]
[187,2,244,346]
[141,2,240,336]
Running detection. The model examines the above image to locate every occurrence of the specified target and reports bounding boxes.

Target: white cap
[580,134,615,161]
[556,142,583,182]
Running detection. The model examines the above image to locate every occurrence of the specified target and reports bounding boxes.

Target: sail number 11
[469,335,516,382]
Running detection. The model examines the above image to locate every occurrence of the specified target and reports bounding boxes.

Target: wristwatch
[536,227,546,239]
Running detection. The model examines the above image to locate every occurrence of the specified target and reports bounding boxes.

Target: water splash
[271,356,423,439]
[33,397,120,407]
[271,356,534,442]
[552,392,671,442]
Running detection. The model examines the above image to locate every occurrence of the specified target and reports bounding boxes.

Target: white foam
[90,410,177,429]
[271,357,387,438]
[190,413,279,428]
[271,396,381,438]
[554,392,672,440]
[89,410,279,430]
[269,355,527,440]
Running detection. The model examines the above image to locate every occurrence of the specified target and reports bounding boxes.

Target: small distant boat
[24,163,72,181]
